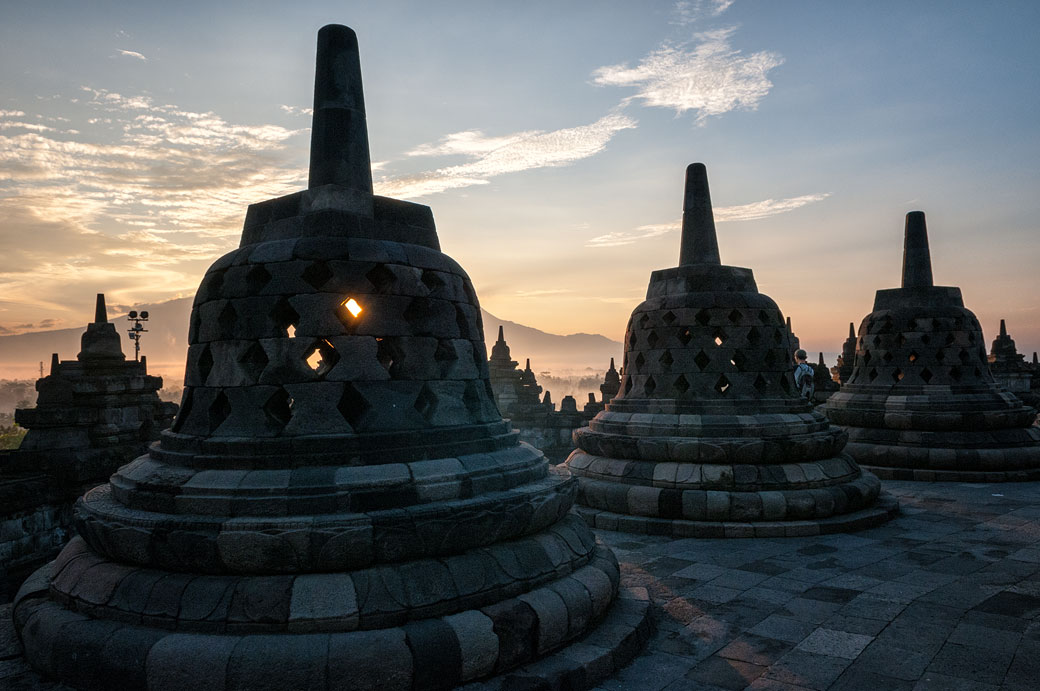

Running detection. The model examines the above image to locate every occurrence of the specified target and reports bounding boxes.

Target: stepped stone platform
[825,212,1040,482]
[5,480,1039,691]
[11,25,648,690]
[562,163,896,537]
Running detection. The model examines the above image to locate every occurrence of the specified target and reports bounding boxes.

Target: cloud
[0,87,309,331]
[585,193,829,247]
[117,49,147,61]
[592,27,782,122]
[279,104,313,116]
[376,112,637,199]
[672,0,735,26]
[514,289,573,298]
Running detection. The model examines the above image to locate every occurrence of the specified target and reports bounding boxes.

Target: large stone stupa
[825,212,1040,481]
[13,25,649,691]
[562,164,897,538]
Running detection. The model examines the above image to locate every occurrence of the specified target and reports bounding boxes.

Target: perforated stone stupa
[825,212,1040,481]
[562,163,896,538]
[13,25,649,690]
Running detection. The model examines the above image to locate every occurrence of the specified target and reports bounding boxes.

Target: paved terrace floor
[1,480,1038,690]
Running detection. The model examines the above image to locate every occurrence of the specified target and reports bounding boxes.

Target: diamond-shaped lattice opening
[713,328,726,347]
[773,329,783,344]
[376,338,399,375]
[747,327,761,344]
[414,384,437,422]
[695,309,711,326]
[920,368,933,384]
[908,350,918,363]
[968,331,976,344]
[404,298,432,331]
[659,351,674,369]
[678,327,693,346]
[421,269,445,292]
[455,305,472,340]
[674,374,690,394]
[643,376,657,395]
[638,313,651,328]
[908,318,917,331]
[662,311,677,325]
[434,339,458,364]
[758,310,772,325]
[862,350,872,365]
[304,339,340,377]
[197,345,214,384]
[302,261,333,290]
[634,352,646,371]
[628,331,638,348]
[935,349,946,363]
[764,350,777,367]
[883,351,893,363]
[873,335,883,347]
[922,334,931,345]
[879,316,894,333]
[949,366,962,381]
[218,302,238,339]
[263,388,292,427]
[208,391,231,433]
[727,309,743,324]
[898,334,907,346]
[337,383,369,429]
[171,389,193,433]
[647,330,659,348]
[959,349,972,364]
[753,374,768,393]
[953,316,964,328]
[624,377,633,394]
[868,368,879,381]
[714,374,731,394]
[945,333,956,345]
[731,350,747,372]
[694,350,710,371]
[238,342,268,380]
[246,265,272,294]
[270,298,300,338]
[366,264,397,293]
[893,368,904,382]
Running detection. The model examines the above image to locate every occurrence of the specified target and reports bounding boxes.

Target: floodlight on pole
[126,309,149,361]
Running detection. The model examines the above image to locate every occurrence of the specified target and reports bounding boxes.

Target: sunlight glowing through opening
[343,298,362,318]
[286,324,296,339]
[306,349,323,371]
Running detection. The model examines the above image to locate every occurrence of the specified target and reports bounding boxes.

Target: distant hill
[0,297,621,379]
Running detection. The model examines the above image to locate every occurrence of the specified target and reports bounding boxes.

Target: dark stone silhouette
[562,163,897,537]
[825,212,1040,481]
[13,25,649,691]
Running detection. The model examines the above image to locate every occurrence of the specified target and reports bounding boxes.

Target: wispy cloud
[672,0,735,26]
[585,193,829,247]
[279,104,313,116]
[116,49,147,61]
[592,27,782,123]
[376,112,637,199]
[514,289,573,298]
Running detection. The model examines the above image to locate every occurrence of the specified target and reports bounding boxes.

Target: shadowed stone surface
[562,164,896,537]
[12,24,648,690]
[825,212,1040,481]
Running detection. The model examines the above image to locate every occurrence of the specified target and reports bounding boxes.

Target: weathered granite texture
[825,212,1040,481]
[562,164,896,537]
[13,25,648,690]
[0,295,175,600]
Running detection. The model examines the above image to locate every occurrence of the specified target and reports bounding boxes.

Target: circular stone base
[13,554,653,691]
[574,492,899,538]
[862,465,1040,483]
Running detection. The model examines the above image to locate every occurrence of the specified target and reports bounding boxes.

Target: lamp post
[126,310,149,361]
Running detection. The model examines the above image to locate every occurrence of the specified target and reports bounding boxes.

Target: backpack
[795,362,815,400]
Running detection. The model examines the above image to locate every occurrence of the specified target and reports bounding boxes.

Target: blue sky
[0,0,1037,361]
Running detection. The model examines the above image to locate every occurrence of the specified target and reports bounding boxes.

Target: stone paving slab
[592,480,1040,690]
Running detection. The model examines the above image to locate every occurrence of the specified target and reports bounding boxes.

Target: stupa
[13,25,649,690]
[825,212,1040,481]
[988,319,1036,407]
[562,163,896,538]
[835,322,857,384]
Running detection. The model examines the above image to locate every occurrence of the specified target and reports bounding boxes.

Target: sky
[0,0,1038,361]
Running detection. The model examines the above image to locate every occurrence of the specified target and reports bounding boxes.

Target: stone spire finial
[1000,319,1008,338]
[901,211,933,289]
[497,325,505,342]
[818,352,825,366]
[308,24,373,193]
[524,358,532,372]
[1034,352,1038,365]
[849,322,855,339]
[94,293,108,323]
[49,352,59,375]
[609,357,616,370]
[678,162,721,266]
